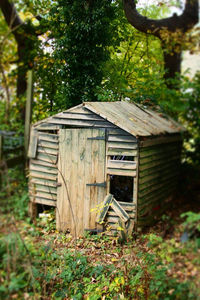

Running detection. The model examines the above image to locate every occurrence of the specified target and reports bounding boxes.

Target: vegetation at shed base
[0,166,200,299]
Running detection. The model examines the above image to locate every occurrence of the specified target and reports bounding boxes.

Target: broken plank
[96,194,113,224]
[110,198,130,222]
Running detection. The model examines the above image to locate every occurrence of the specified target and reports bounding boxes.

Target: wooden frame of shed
[28,101,184,236]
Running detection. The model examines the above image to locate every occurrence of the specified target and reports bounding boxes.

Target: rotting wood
[30,158,57,168]
[29,170,57,181]
[139,166,179,184]
[138,177,177,198]
[30,196,56,207]
[37,146,58,156]
[107,210,135,219]
[31,178,58,187]
[108,135,137,143]
[46,118,114,128]
[30,164,58,175]
[38,141,58,150]
[107,148,137,156]
[139,172,178,192]
[36,153,57,164]
[139,134,182,147]
[107,168,136,177]
[139,155,180,171]
[38,132,58,142]
[56,112,104,121]
[110,198,130,222]
[29,185,57,195]
[96,194,113,224]
[28,129,38,159]
[107,160,136,170]
[30,191,57,201]
[108,141,138,150]
[35,123,62,130]
[138,182,176,204]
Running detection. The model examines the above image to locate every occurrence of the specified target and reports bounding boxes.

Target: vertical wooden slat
[57,128,106,236]
[25,70,33,157]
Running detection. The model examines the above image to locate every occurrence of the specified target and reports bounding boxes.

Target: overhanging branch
[123,0,199,38]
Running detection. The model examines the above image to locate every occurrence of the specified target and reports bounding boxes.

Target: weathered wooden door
[57,128,106,236]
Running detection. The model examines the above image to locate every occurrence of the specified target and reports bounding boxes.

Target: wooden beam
[24,70,34,158]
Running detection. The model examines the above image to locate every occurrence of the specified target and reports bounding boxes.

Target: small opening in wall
[110,175,133,203]
[110,156,134,161]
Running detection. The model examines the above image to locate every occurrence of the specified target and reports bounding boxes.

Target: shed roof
[34,101,185,137]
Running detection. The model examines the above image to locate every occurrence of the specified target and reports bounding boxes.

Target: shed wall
[137,138,182,226]
[29,106,138,233]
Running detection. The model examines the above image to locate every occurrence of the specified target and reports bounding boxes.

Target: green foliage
[181,212,200,247]
[46,0,117,108]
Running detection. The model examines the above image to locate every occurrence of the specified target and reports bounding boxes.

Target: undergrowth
[0,166,200,299]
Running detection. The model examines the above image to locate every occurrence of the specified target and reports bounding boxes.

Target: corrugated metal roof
[83,101,184,137]
[34,101,185,137]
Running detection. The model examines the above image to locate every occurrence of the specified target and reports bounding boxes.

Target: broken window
[110,175,133,203]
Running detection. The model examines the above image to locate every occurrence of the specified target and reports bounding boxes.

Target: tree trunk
[163,50,182,83]
[123,0,199,85]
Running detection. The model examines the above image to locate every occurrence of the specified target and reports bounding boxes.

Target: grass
[0,165,200,299]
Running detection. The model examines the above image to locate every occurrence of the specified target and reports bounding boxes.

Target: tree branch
[123,0,199,38]
[0,0,24,42]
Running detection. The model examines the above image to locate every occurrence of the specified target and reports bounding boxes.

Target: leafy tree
[49,0,117,108]
[123,0,199,84]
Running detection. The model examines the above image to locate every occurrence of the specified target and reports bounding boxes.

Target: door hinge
[87,136,105,140]
[56,182,62,187]
[86,182,106,188]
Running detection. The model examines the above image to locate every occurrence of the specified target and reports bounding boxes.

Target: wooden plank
[38,141,58,150]
[38,132,58,143]
[36,152,57,164]
[140,149,181,163]
[139,155,180,171]
[57,128,106,236]
[28,129,38,159]
[107,160,136,170]
[37,146,58,156]
[47,118,114,128]
[138,177,177,198]
[30,196,56,207]
[107,129,130,135]
[139,160,180,178]
[30,191,57,201]
[57,129,73,233]
[30,158,57,168]
[107,148,137,156]
[25,70,33,157]
[107,168,136,177]
[56,112,103,121]
[107,210,135,219]
[30,178,58,187]
[108,135,137,143]
[96,194,113,224]
[36,123,61,130]
[138,181,176,204]
[139,145,181,158]
[139,135,182,147]
[110,198,130,222]
[139,171,179,191]
[139,167,179,185]
[29,170,57,181]
[118,202,136,211]
[29,184,57,195]
[85,129,107,232]
[30,164,58,175]
[108,141,137,150]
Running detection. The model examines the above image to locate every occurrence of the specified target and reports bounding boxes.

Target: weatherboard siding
[137,140,182,226]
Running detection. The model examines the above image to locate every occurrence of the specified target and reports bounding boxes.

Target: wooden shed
[28,101,184,236]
